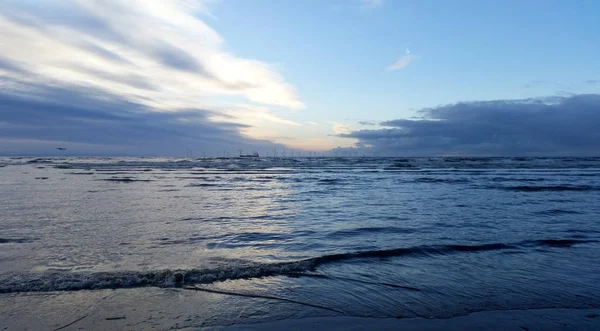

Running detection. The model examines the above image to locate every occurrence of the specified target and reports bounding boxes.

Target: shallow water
[1,156,599,321]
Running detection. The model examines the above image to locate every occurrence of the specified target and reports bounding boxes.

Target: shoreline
[204,308,600,331]
[1,288,599,330]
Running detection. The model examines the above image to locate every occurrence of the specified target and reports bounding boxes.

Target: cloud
[213,104,301,142]
[337,94,600,156]
[332,122,354,135]
[0,0,305,154]
[0,0,303,109]
[387,53,416,71]
[0,57,26,73]
[358,120,377,126]
[584,80,599,85]
[0,80,285,156]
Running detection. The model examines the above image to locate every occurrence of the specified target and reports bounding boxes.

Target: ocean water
[1,156,600,324]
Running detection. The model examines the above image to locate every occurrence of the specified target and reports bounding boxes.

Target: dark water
[1,157,599,321]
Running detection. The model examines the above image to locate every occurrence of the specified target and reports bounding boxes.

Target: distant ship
[239,152,260,158]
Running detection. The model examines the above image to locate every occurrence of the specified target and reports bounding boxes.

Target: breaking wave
[1,238,595,293]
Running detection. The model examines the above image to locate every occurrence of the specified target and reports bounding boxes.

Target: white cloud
[0,0,304,116]
[332,122,354,135]
[214,104,301,127]
[387,53,417,71]
[207,104,301,143]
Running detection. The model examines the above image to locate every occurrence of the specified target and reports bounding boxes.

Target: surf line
[52,314,89,331]
[182,286,346,314]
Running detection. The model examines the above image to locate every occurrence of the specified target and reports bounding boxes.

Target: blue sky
[0,0,599,155]
[211,0,599,117]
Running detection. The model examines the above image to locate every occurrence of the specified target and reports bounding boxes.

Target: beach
[1,288,599,330]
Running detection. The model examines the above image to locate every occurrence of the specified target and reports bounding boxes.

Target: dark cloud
[79,42,132,64]
[358,121,377,126]
[0,1,125,44]
[0,57,25,73]
[338,94,600,156]
[154,43,204,73]
[0,81,281,156]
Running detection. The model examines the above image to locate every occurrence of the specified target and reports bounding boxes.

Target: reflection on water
[0,156,599,321]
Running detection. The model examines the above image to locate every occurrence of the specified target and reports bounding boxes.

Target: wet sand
[208,309,600,331]
[1,288,599,330]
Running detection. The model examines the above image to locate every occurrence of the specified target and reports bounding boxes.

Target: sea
[1,156,600,326]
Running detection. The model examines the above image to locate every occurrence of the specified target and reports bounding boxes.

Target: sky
[0,0,599,156]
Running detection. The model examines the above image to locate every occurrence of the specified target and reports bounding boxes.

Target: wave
[532,209,584,216]
[488,177,546,182]
[413,177,470,184]
[96,171,146,175]
[26,158,52,164]
[500,185,598,192]
[308,243,516,265]
[159,230,316,248]
[0,237,37,244]
[100,178,153,183]
[0,262,315,294]
[5,156,599,172]
[327,226,419,238]
[185,183,220,187]
[1,238,596,294]
[318,178,343,185]
[385,164,417,170]
[526,239,597,248]
[87,189,119,193]
[566,229,600,234]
